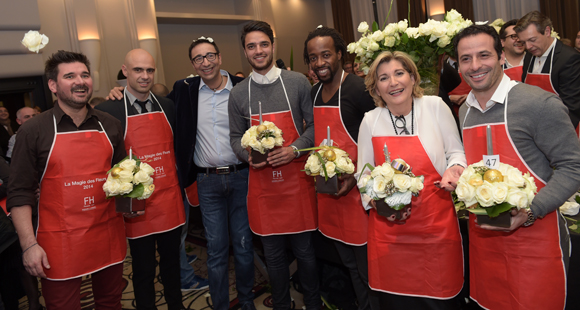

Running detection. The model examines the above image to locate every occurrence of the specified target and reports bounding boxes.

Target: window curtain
[349,0,400,41]
[471,0,538,23]
[397,0,427,27]
[539,0,580,41]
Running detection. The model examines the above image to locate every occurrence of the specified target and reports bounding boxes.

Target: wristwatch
[290,145,300,158]
[523,208,536,227]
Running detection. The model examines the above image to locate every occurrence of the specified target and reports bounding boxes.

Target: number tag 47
[483,155,500,169]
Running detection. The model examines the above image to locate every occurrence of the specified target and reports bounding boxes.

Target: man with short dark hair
[169,37,255,310]
[8,50,127,309]
[499,19,525,81]
[304,26,378,310]
[455,25,580,310]
[97,48,186,310]
[229,20,319,310]
[343,60,353,74]
[515,11,580,128]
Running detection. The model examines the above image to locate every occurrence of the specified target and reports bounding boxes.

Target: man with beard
[303,26,378,310]
[7,50,127,309]
[455,25,580,310]
[228,21,319,310]
[499,19,526,81]
[97,49,186,310]
[515,11,580,128]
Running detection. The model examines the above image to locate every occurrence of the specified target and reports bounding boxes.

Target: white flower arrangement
[358,159,424,210]
[348,9,472,76]
[240,121,284,154]
[454,160,537,217]
[103,156,155,200]
[303,146,355,180]
[21,30,49,53]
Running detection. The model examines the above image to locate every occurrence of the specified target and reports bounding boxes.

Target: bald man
[97,49,186,310]
[6,107,38,159]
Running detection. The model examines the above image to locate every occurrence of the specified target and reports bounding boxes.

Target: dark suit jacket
[95,91,176,134]
[522,40,580,127]
[168,73,244,189]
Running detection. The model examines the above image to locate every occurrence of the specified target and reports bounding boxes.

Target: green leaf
[575,195,580,204]
[485,202,514,218]
[124,183,145,199]
[401,33,409,44]
[357,163,376,183]
[314,151,329,181]
[372,21,379,32]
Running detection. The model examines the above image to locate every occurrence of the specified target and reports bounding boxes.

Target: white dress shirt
[250,66,281,84]
[532,38,556,73]
[465,74,518,113]
[124,89,153,113]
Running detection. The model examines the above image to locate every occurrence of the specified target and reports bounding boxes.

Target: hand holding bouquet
[454,160,537,225]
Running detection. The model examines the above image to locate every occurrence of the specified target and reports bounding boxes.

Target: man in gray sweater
[455,25,580,310]
[228,21,319,310]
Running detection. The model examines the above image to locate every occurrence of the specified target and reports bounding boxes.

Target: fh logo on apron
[272,170,284,182]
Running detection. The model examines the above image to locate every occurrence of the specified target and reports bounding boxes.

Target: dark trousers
[261,232,320,310]
[41,263,123,310]
[129,226,183,310]
[333,241,380,310]
[378,291,462,310]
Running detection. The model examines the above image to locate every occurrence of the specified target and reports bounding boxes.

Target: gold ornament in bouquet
[103,148,156,213]
[358,144,424,222]
[241,101,284,164]
[301,127,355,195]
[454,161,537,228]
[347,8,472,95]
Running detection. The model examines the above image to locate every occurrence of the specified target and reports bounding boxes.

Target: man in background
[499,19,526,81]
[6,107,38,160]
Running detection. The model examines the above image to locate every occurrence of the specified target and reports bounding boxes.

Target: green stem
[384,0,394,26]
[408,0,411,26]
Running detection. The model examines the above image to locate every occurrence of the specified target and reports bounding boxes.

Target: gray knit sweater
[228,69,314,161]
[459,83,580,218]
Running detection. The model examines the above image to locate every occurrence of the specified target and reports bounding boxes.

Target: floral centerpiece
[347,9,472,95]
[303,146,355,194]
[454,160,537,227]
[358,157,424,221]
[103,156,155,212]
[241,120,284,164]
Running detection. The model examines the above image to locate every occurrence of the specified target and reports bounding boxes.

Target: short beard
[57,85,92,109]
[249,54,274,73]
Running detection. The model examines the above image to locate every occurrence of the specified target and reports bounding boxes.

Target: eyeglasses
[394,116,410,135]
[505,34,519,41]
[192,52,218,65]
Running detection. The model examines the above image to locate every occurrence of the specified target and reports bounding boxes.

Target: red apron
[185,182,200,207]
[0,197,6,215]
[504,65,523,82]
[523,50,579,137]
[246,77,317,236]
[367,135,463,298]
[37,117,126,280]
[448,73,472,96]
[123,94,185,238]
[312,80,367,245]
[462,105,566,309]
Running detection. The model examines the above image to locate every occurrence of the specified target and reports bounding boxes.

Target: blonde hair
[364,51,423,107]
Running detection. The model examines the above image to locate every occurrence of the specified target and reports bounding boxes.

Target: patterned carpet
[17,221,309,310]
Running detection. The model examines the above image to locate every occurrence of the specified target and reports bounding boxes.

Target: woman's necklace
[388,102,414,135]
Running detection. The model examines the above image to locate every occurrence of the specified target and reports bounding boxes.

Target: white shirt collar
[250,66,281,84]
[541,37,557,58]
[465,74,517,112]
[199,69,233,92]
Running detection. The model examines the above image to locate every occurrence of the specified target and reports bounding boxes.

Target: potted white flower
[302,146,355,195]
[240,120,284,164]
[103,155,156,213]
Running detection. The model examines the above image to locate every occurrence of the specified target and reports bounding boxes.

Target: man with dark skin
[304,26,378,310]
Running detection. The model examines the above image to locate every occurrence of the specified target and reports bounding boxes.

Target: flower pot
[376,200,410,223]
[315,175,338,195]
[476,211,511,228]
[115,196,145,213]
[251,149,269,165]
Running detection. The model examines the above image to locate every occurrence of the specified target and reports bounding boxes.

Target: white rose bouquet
[347,9,472,95]
[303,146,355,181]
[241,121,284,155]
[358,158,424,211]
[454,160,536,218]
[103,156,155,200]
